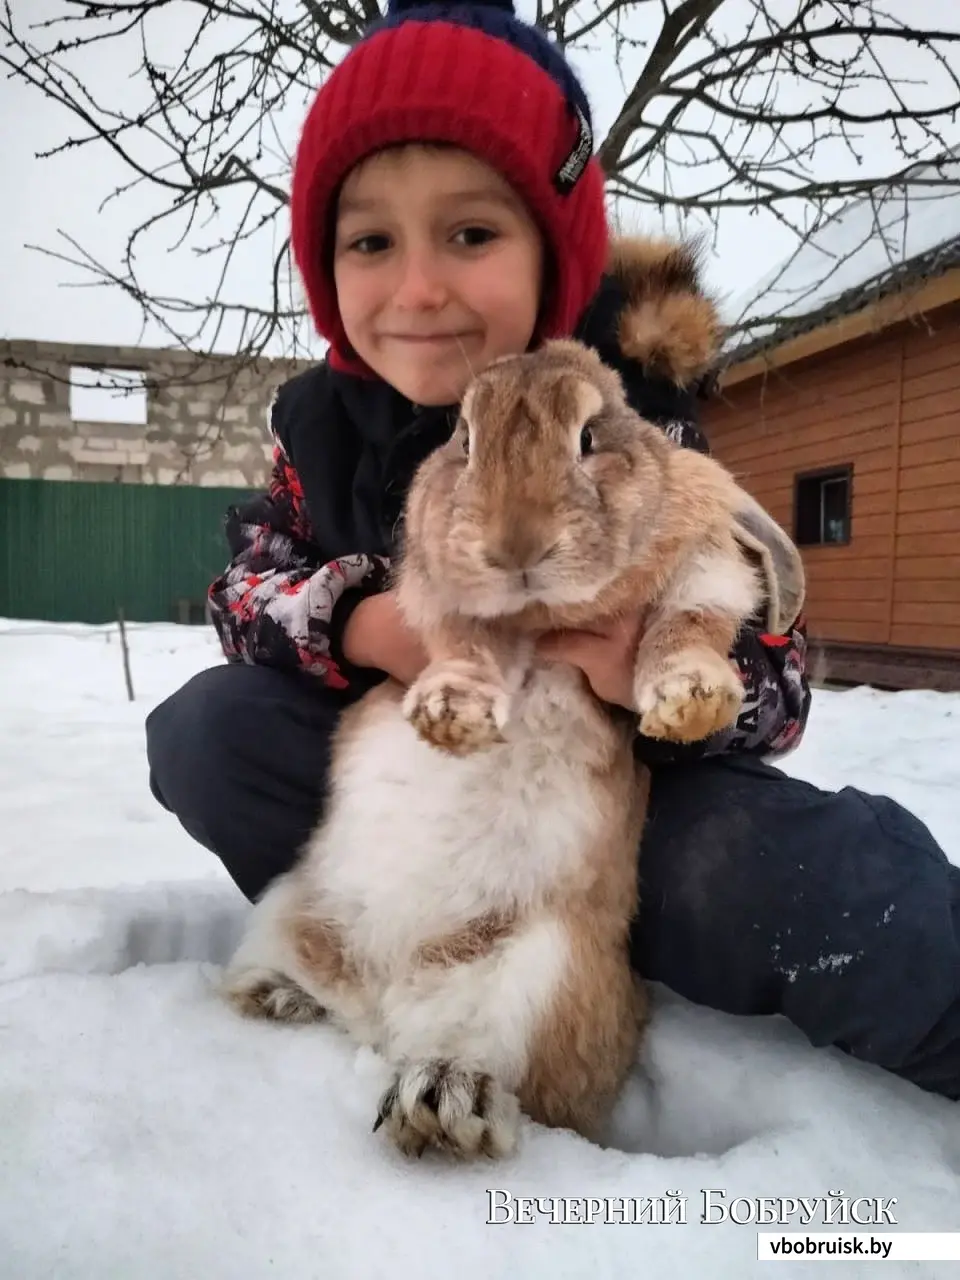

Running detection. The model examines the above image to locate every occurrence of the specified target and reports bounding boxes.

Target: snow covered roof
[722,150,960,366]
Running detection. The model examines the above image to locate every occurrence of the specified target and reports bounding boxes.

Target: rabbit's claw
[636,648,743,744]
[374,1060,520,1160]
[223,968,327,1024]
[403,660,511,756]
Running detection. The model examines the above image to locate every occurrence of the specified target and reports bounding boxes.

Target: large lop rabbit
[223,336,801,1160]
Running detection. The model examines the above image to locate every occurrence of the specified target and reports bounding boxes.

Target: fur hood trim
[607,236,721,387]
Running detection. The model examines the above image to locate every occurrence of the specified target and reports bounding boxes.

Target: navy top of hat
[373,0,591,125]
[388,0,516,10]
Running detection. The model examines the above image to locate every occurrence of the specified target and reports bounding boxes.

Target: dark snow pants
[146,662,960,1101]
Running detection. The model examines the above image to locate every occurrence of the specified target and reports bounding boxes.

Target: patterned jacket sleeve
[207,440,389,687]
[633,614,811,768]
[631,419,812,766]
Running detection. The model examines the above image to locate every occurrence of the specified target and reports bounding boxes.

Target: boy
[146,0,960,1099]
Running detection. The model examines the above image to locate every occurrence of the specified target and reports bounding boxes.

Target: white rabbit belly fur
[318,667,613,958]
[226,661,633,1086]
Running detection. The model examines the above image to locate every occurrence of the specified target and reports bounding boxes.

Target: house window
[69,366,148,425]
[794,466,852,546]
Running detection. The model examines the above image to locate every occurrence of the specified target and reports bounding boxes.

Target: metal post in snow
[116,607,135,702]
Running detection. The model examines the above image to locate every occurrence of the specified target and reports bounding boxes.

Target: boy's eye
[453,226,498,248]
[347,233,391,255]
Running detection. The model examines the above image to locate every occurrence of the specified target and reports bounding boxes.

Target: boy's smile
[332,146,544,406]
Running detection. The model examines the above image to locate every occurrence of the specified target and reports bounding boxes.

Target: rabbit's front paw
[635,649,743,743]
[403,660,511,755]
[374,1060,520,1160]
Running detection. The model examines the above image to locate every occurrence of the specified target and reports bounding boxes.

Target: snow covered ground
[1,620,959,1278]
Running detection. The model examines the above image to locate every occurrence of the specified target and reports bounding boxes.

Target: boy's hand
[342,591,646,709]
[536,613,645,711]
[341,591,430,687]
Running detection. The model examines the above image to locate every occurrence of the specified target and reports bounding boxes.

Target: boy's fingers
[537,630,598,664]
[538,617,636,652]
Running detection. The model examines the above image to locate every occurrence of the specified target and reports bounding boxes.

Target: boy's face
[333,146,544,406]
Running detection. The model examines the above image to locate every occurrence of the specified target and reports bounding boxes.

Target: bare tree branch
[598,0,726,171]
[2,0,959,368]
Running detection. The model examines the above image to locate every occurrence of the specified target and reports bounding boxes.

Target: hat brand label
[554,100,593,194]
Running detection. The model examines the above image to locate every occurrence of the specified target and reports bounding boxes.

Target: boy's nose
[393,253,449,310]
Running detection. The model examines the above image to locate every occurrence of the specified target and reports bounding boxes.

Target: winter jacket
[208,239,811,763]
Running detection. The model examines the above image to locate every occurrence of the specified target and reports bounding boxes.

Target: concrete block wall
[0,340,313,487]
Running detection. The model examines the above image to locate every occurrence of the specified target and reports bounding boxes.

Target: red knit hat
[290,0,609,374]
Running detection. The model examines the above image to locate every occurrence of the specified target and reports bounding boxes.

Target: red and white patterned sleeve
[207,440,389,688]
[634,617,812,765]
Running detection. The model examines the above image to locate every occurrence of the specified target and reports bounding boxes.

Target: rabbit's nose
[483,538,558,573]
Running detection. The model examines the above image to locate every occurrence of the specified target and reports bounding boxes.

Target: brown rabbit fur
[398,337,760,757]
[223,240,794,1163]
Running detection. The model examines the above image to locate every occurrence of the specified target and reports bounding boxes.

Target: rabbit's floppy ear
[607,235,721,387]
[730,489,806,635]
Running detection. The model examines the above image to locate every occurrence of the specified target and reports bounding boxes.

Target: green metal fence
[0,478,259,624]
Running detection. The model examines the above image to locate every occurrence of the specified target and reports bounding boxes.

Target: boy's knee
[146,662,335,810]
[637,760,960,1093]
[146,662,343,900]
[146,665,245,805]
[146,660,344,816]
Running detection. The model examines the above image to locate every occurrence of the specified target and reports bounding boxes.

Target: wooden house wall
[705,303,960,653]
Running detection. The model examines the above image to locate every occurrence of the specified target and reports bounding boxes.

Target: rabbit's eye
[579,425,595,456]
